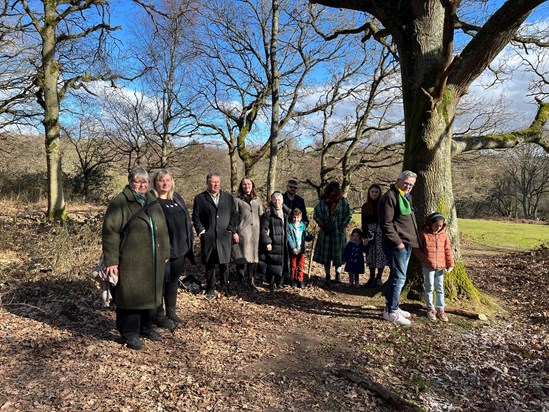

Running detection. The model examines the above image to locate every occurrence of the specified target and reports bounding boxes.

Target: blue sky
[104,0,548,135]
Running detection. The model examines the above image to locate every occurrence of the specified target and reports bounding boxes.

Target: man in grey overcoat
[192,173,239,299]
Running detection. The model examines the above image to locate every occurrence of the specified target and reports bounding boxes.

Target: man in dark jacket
[283,179,309,226]
[379,170,420,326]
[192,173,239,299]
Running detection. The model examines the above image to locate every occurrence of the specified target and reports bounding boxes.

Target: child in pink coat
[413,213,454,322]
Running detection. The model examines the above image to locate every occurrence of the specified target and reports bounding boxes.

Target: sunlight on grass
[349,213,549,251]
[458,219,549,250]
[336,214,549,252]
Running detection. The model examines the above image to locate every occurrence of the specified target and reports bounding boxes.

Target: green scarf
[131,189,146,206]
[130,188,157,270]
[398,193,412,215]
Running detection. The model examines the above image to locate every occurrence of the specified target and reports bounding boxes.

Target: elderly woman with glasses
[259,191,291,292]
[102,166,170,350]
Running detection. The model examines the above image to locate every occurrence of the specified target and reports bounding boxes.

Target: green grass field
[457,218,549,250]
[349,213,548,250]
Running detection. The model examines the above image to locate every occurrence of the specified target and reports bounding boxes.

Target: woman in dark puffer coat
[259,192,291,291]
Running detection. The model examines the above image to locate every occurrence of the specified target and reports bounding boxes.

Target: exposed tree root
[399,303,488,320]
[335,369,427,412]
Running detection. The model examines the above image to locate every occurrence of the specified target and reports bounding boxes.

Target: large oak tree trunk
[397,4,479,302]
[309,0,547,306]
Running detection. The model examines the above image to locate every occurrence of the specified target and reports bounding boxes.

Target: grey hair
[128,165,149,183]
[206,172,220,181]
[399,170,417,180]
[271,191,283,200]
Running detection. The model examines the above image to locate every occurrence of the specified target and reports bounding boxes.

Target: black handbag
[322,220,336,234]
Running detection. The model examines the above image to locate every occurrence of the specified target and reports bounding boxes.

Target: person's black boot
[140,329,163,342]
[374,268,384,287]
[154,307,176,330]
[166,307,186,325]
[124,336,145,350]
[220,284,231,297]
[236,264,246,286]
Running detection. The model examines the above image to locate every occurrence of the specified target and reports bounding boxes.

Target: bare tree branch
[452,99,549,154]
[449,0,546,95]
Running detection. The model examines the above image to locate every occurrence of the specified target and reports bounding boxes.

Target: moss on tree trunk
[398,15,482,303]
[402,90,484,305]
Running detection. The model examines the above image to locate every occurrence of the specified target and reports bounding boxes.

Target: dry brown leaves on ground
[0,203,548,411]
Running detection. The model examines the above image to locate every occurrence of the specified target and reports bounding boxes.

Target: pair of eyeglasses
[401,182,414,188]
[288,186,297,189]
[132,180,149,186]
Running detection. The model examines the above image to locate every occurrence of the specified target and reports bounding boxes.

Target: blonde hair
[152,169,175,200]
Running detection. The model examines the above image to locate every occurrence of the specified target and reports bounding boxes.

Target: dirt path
[461,245,520,259]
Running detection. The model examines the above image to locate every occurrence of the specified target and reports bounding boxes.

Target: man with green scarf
[379,170,420,326]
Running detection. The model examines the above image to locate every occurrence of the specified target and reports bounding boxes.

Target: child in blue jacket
[341,228,366,286]
[287,208,312,288]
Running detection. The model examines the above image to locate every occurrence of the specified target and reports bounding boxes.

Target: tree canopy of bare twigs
[302,45,403,197]
[193,0,381,195]
[0,1,39,130]
[126,0,201,169]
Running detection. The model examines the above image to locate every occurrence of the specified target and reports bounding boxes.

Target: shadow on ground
[2,278,116,341]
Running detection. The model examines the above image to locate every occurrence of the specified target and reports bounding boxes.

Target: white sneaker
[397,308,411,318]
[383,309,412,326]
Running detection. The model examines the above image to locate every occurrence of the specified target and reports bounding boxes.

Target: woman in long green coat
[102,166,170,350]
[313,181,352,285]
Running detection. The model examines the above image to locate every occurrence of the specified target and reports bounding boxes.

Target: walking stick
[307,226,318,282]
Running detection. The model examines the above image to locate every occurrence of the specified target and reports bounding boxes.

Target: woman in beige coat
[232,177,263,290]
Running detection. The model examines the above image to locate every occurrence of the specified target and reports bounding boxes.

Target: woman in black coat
[152,169,195,329]
[259,192,291,291]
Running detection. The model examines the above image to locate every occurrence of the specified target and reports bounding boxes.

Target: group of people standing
[101,170,308,349]
[102,167,454,349]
